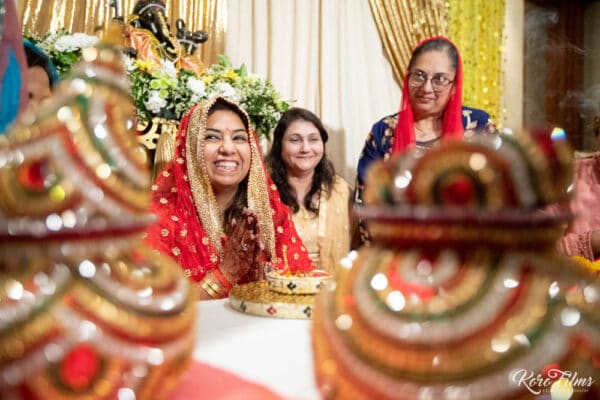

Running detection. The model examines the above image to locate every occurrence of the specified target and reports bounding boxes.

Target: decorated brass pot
[313,131,600,399]
[0,29,195,400]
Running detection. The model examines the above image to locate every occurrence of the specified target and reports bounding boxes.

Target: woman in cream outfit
[266,107,356,274]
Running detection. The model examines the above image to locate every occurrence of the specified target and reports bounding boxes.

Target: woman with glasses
[354,36,495,242]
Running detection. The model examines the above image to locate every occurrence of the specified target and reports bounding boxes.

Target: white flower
[144,91,167,114]
[210,82,238,101]
[54,36,77,52]
[187,77,206,99]
[122,55,136,72]
[159,60,178,79]
[54,33,98,52]
[72,33,99,48]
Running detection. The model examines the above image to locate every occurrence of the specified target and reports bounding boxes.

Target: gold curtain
[368,0,447,86]
[17,0,226,66]
[448,0,505,124]
[368,0,505,122]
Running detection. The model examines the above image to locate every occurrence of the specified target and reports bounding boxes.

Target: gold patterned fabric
[292,208,320,268]
[368,0,447,86]
[448,0,505,124]
[17,0,226,65]
[292,176,356,274]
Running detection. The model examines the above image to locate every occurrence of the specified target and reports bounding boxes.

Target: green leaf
[237,64,247,78]
[218,54,232,68]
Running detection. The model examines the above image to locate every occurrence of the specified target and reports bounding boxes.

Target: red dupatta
[392,36,464,155]
[146,97,313,282]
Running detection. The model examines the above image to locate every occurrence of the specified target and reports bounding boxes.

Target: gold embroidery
[293,253,299,260]
[277,226,283,234]
[463,109,478,130]
[171,215,179,221]
[161,229,169,237]
[172,247,181,256]
[160,197,168,204]
[282,245,289,270]
[180,229,188,237]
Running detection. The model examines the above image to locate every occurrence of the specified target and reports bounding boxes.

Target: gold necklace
[301,207,312,220]
[414,126,440,141]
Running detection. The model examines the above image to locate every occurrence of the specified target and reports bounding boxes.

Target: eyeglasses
[407,71,454,92]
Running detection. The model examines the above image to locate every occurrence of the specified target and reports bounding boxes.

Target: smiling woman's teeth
[216,161,237,170]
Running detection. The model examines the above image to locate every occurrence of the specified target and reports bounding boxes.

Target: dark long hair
[265,107,335,214]
[408,37,458,72]
[23,40,59,87]
[206,99,250,233]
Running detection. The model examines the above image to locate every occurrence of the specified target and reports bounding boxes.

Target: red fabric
[392,36,464,155]
[167,361,283,400]
[146,101,313,283]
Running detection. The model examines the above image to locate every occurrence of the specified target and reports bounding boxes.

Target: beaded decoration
[312,131,600,399]
[0,26,195,400]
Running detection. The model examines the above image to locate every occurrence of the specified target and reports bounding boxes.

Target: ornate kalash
[0,25,196,399]
[313,130,600,399]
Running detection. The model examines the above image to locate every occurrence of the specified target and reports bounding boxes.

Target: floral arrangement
[127,55,289,139]
[23,29,99,77]
[23,29,289,139]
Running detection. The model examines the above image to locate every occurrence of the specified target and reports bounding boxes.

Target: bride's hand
[220,208,263,284]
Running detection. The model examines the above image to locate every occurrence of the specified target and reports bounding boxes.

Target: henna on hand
[220,208,263,284]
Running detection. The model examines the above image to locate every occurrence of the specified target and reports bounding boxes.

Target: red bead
[60,344,100,390]
[17,160,49,191]
[440,176,474,206]
[541,363,562,382]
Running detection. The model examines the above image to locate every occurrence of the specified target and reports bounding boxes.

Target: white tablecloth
[193,299,321,400]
